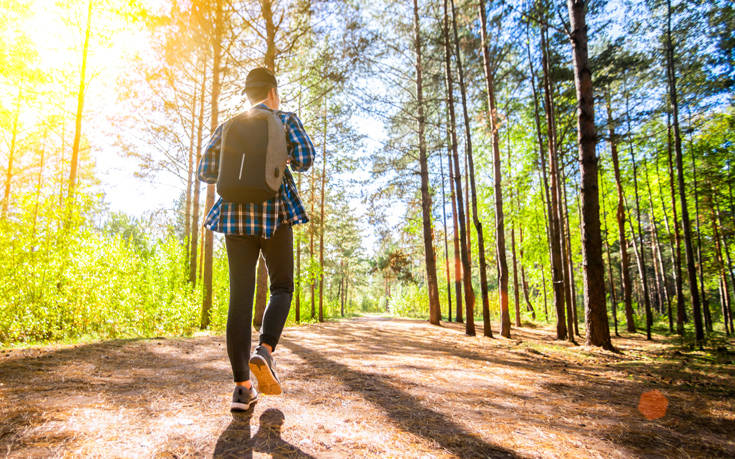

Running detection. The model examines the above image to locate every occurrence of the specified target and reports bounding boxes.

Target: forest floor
[1,315,734,458]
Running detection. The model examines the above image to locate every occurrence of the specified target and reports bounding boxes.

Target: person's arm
[197,124,223,184]
[283,113,316,172]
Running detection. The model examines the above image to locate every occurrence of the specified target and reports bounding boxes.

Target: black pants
[224,224,293,382]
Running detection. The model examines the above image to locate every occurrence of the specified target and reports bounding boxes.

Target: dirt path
[1,316,734,458]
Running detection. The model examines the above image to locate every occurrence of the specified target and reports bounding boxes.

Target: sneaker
[249,345,282,395]
[230,385,258,412]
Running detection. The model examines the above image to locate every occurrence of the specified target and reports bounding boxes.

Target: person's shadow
[213,408,315,458]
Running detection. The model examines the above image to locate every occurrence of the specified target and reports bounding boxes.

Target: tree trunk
[310,152,316,319]
[567,0,612,349]
[190,62,206,286]
[526,19,552,325]
[68,0,92,198]
[201,0,223,330]
[666,0,703,344]
[520,227,535,319]
[714,195,735,333]
[443,0,474,335]
[644,154,672,329]
[440,111,453,322]
[473,0,501,337]
[541,23,567,340]
[32,130,47,238]
[296,172,302,323]
[184,79,197,264]
[253,256,268,330]
[561,164,580,337]
[318,98,328,323]
[605,89,635,333]
[600,168,619,336]
[508,125,521,327]
[691,138,710,331]
[2,87,21,217]
[624,79,653,339]
[448,132,462,323]
[412,0,442,326]
[712,196,732,334]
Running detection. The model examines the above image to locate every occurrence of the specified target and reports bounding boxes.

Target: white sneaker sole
[249,355,282,395]
[230,399,256,412]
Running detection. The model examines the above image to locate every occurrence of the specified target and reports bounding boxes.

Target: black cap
[242,67,277,94]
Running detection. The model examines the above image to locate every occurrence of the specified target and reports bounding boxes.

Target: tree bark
[540,21,567,340]
[448,132,462,323]
[190,62,206,286]
[475,0,503,337]
[443,0,474,335]
[567,0,612,350]
[68,0,92,198]
[2,87,21,217]
[201,0,223,330]
[600,168,619,336]
[605,89,635,333]
[440,111,453,322]
[666,0,704,345]
[624,79,652,339]
[412,0,442,326]
[318,98,328,323]
[184,77,197,264]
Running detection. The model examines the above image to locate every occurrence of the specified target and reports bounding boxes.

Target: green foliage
[0,192,203,345]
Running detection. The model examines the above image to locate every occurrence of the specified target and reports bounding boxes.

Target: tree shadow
[281,338,518,458]
[213,408,315,459]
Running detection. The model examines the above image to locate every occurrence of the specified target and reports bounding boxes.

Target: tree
[412,0,442,326]
[566,0,613,350]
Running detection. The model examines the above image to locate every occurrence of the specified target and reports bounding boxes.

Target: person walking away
[197,67,316,411]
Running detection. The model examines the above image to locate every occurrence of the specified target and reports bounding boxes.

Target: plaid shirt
[197,104,315,238]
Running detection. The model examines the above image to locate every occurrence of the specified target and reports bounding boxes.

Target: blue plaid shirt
[197,104,315,238]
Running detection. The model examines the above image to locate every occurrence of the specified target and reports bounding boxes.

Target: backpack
[216,107,288,203]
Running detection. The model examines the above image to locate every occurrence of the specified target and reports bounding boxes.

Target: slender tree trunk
[541,23,568,340]
[600,168,619,336]
[666,116,687,331]
[296,173,302,323]
[2,87,21,217]
[476,0,502,337]
[448,133,463,323]
[690,130,710,331]
[184,80,197,264]
[440,112,453,322]
[667,0,703,344]
[526,19,553,326]
[310,151,316,319]
[201,0,223,330]
[714,195,735,332]
[190,62,206,286]
[605,89,635,333]
[32,130,47,238]
[68,0,92,198]
[519,227,536,319]
[295,90,303,323]
[508,123,521,327]
[644,155,672,329]
[712,196,732,334]
[624,79,653,339]
[412,0,442,326]
[443,0,474,335]
[567,0,612,349]
[561,164,580,337]
[318,98,328,322]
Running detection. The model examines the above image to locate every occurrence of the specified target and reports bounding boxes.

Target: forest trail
[1,316,734,458]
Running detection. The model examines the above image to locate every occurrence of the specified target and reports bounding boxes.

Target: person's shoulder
[275,110,297,121]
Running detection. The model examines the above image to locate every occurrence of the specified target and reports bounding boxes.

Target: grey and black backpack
[216,107,288,203]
